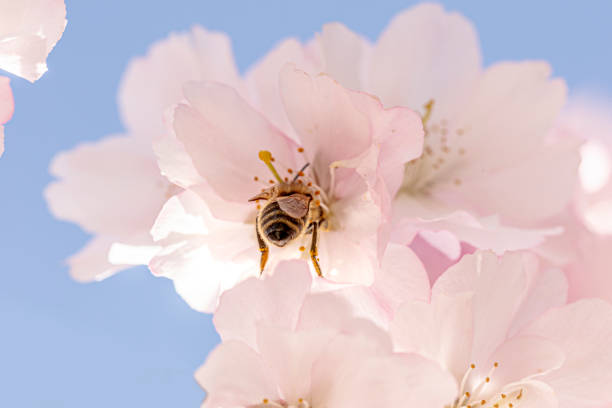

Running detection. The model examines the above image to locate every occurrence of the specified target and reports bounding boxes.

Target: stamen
[259,150,283,183]
[298,147,304,153]
[254,176,259,181]
[299,246,305,251]
[456,363,476,406]
[422,99,435,127]
[470,362,499,400]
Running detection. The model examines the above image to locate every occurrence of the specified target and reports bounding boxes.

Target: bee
[248,151,325,277]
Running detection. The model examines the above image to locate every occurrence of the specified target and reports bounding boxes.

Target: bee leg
[256,218,269,275]
[309,222,323,277]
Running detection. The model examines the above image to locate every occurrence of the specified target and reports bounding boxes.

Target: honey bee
[248,151,325,277]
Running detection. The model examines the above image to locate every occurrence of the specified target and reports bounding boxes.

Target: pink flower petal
[213,260,312,346]
[45,135,168,237]
[0,125,4,157]
[317,23,371,91]
[195,340,279,408]
[434,252,530,364]
[311,333,456,408]
[0,76,13,124]
[367,3,481,111]
[370,243,430,314]
[255,325,335,403]
[0,76,13,158]
[279,65,372,191]
[485,336,565,387]
[119,26,243,137]
[435,61,573,224]
[0,0,67,82]
[174,81,299,203]
[245,38,322,140]
[508,267,568,337]
[391,295,474,380]
[522,299,612,403]
[66,237,127,282]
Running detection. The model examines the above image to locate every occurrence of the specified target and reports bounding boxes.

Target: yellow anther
[258,150,283,183]
[263,398,269,404]
[422,99,435,127]
[494,362,499,367]
[470,363,476,369]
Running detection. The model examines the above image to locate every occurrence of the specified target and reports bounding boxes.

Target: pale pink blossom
[45,27,242,281]
[557,97,612,235]
[152,65,423,310]
[534,97,612,303]
[391,250,612,408]
[0,75,13,157]
[368,6,579,267]
[247,3,580,276]
[0,0,66,82]
[196,261,456,408]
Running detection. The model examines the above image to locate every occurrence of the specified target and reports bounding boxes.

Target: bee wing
[277,194,310,219]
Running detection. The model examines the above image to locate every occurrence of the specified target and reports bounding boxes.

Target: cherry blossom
[0,76,13,157]
[0,0,67,82]
[45,27,242,281]
[152,65,423,310]
[196,260,456,408]
[246,3,580,276]
[391,250,612,408]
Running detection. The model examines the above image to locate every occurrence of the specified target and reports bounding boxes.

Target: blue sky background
[0,1,610,406]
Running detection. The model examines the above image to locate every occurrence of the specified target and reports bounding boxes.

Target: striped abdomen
[259,200,306,247]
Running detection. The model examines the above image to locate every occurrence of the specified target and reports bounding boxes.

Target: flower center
[401,99,469,195]
[448,362,524,408]
[252,149,331,222]
[254,398,311,408]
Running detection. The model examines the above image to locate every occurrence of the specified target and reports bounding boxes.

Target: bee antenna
[293,163,310,183]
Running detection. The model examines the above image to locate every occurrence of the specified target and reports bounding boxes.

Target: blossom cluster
[42,3,612,407]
